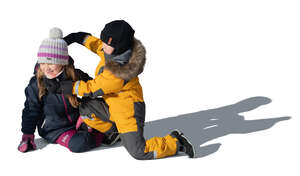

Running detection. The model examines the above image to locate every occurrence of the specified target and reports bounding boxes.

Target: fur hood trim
[105,38,146,80]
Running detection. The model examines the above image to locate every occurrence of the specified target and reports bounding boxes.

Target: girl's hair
[36,64,80,108]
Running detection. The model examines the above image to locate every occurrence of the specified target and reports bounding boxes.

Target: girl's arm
[18,76,43,152]
[21,77,43,135]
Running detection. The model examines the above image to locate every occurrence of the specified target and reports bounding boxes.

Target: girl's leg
[56,130,104,153]
[56,130,76,149]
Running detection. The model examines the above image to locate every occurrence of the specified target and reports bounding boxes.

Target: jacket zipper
[41,119,46,129]
[61,94,72,123]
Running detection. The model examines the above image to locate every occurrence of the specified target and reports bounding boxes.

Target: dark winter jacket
[21,68,91,143]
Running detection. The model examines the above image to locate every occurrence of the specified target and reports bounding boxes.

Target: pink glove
[76,117,84,130]
[18,134,36,152]
[76,116,92,132]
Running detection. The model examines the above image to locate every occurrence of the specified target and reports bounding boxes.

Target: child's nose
[45,65,51,71]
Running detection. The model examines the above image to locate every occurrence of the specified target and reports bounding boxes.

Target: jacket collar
[104,49,132,65]
[105,38,146,81]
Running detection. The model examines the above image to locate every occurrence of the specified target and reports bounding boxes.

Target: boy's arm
[73,69,125,98]
[82,35,103,54]
[63,33,103,54]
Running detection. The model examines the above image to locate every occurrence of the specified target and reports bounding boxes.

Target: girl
[18,28,104,153]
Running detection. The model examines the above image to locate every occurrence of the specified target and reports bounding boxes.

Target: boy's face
[40,63,63,79]
[102,42,115,55]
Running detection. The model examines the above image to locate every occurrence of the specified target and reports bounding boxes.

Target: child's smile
[40,63,63,79]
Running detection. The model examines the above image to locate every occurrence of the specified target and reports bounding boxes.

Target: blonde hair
[36,64,80,108]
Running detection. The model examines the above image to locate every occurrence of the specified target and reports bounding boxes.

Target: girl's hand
[18,134,36,153]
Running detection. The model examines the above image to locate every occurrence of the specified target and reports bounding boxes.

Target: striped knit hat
[37,27,69,65]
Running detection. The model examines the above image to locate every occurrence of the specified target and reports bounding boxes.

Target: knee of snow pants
[68,131,97,153]
[79,98,116,134]
[120,127,179,160]
[120,128,154,160]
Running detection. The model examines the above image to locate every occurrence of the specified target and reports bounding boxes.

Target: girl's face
[40,63,63,79]
[102,42,115,55]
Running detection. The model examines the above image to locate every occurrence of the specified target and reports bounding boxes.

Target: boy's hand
[43,78,60,93]
[43,79,73,96]
[63,32,91,45]
[57,80,73,96]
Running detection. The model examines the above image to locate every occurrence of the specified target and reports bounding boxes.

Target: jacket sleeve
[83,35,103,55]
[21,76,43,135]
[72,69,125,98]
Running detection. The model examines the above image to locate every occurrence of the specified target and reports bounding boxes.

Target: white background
[0,0,299,175]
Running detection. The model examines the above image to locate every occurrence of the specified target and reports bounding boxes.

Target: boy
[60,20,195,159]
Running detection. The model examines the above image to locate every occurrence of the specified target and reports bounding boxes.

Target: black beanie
[100,20,135,55]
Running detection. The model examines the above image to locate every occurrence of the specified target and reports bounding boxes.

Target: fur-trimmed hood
[105,38,146,81]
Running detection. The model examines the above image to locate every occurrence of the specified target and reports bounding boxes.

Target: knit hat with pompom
[37,27,69,65]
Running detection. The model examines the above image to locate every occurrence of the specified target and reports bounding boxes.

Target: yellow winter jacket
[72,35,146,133]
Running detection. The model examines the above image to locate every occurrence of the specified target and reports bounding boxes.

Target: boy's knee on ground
[120,133,154,160]
[129,151,150,160]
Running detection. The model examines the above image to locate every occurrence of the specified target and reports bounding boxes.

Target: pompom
[49,27,63,39]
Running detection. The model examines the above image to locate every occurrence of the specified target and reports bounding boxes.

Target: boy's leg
[116,102,179,160]
[82,115,120,145]
[120,127,179,160]
[81,114,116,135]
[79,98,117,135]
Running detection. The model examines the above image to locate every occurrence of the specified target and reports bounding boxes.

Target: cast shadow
[37,96,290,158]
[142,96,290,158]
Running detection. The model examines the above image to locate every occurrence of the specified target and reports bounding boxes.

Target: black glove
[63,32,91,45]
[57,80,73,96]
[43,78,60,93]
[43,77,73,96]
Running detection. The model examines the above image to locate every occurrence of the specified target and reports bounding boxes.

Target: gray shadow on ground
[142,96,290,158]
[37,96,291,158]
[35,138,49,150]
